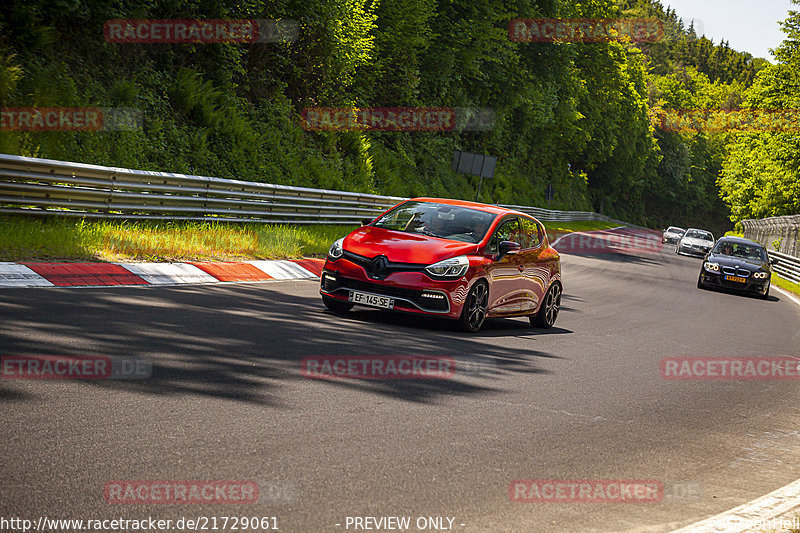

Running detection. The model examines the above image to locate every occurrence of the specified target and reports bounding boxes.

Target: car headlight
[703,262,720,272]
[328,237,345,259]
[753,271,769,279]
[425,255,469,279]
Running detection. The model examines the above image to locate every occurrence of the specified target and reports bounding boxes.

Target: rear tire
[531,282,562,329]
[459,282,488,332]
[322,295,354,313]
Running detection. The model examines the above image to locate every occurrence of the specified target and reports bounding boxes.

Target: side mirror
[770,257,779,265]
[498,241,521,261]
[361,218,373,226]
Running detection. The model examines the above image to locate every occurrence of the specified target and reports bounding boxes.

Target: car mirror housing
[770,257,779,265]
[498,240,521,260]
[361,218,373,226]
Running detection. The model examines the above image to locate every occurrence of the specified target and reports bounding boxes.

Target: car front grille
[341,251,426,281]
[321,274,449,312]
[722,266,751,277]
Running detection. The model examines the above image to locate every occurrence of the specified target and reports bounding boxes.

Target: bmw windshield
[712,242,767,261]
[372,201,497,243]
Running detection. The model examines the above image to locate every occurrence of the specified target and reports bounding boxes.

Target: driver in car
[720,242,733,256]
[470,216,490,241]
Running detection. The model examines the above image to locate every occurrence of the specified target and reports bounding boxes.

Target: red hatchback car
[319,198,562,332]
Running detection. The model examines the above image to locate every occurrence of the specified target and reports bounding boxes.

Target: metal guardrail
[0,153,622,225]
[0,154,405,224]
[741,214,800,258]
[770,250,800,285]
[739,214,800,284]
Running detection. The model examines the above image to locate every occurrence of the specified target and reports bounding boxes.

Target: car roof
[667,226,684,231]
[717,236,764,247]
[409,197,532,218]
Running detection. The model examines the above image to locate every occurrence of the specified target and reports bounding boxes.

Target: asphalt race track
[2,244,800,532]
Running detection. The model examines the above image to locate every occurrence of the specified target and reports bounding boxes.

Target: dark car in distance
[662,226,685,245]
[697,237,777,299]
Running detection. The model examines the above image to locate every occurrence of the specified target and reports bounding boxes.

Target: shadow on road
[0,282,561,405]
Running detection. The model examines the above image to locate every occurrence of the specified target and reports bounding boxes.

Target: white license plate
[348,290,395,309]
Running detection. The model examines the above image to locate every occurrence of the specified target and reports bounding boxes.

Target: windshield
[685,230,713,241]
[667,227,684,234]
[713,241,767,261]
[373,201,497,243]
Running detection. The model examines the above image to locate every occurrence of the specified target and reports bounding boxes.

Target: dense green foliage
[718,2,800,221]
[0,0,795,233]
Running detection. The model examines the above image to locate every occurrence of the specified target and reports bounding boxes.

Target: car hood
[343,226,480,264]
[707,253,768,271]
[682,238,713,246]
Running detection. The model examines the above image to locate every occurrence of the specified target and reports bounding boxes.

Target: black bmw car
[697,237,777,299]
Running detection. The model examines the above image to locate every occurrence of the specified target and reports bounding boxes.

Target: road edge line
[670,479,800,532]
[670,284,800,532]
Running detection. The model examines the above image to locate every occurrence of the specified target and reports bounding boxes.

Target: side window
[487,218,520,255]
[519,217,542,249]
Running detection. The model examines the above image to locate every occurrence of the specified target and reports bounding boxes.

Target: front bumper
[678,244,711,257]
[320,257,471,319]
[700,271,769,294]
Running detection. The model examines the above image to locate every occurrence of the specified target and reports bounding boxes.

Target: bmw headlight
[425,255,469,279]
[328,237,345,259]
[703,262,720,272]
[753,271,769,279]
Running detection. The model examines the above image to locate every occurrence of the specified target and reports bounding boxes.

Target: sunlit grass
[0,216,355,262]
[772,272,800,298]
[542,220,623,233]
[0,215,635,262]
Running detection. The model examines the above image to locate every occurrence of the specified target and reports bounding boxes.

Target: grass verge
[0,216,356,262]
[0,215,628,263]
[542,220,622,233]
[772,272,800,298]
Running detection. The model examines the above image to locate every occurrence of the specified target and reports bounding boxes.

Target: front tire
[459,282,488,332]
[322,295,354,313]
[760,283,770,300]
[531,282,562,329]
[697,274,706,290]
